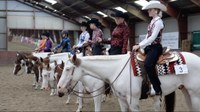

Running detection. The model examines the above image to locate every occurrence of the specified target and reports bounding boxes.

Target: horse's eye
[66,69,69,71]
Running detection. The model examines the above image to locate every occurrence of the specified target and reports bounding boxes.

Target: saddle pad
[131,52,186,76]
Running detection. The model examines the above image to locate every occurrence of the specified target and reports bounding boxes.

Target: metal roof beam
[190,0,200,7]
[109,0,149,22]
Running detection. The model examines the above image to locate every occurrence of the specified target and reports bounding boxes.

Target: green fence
[192,31,200,51]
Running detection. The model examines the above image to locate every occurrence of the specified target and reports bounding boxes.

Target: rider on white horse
[132,1,167,96]
[73,21,90,56]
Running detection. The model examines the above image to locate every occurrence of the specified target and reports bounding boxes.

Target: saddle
[136,47,178,64]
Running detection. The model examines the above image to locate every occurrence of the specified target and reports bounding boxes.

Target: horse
[13,52,50,75]
[57,53,109,112]
[58,52,200,111]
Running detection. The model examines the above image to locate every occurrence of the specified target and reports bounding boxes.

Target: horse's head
[54,61,64,83]
[57,55,82,97]
[13,53,25,75]
[13,60,22,75]
[41,63,52,90]
[24,59,33,74]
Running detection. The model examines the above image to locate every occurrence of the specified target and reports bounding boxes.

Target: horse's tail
[104,82,111,96]
[165,91,176,112]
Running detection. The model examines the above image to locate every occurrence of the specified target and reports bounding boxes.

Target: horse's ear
[68,53,71,59]
[61,60,64,67]
[47,64,51,70]
[72,54,77,62]
[72,54,80,66]
[40,57,43,62]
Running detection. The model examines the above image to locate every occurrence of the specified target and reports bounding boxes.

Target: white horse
[58,52,200,111]
[57,54,108,112]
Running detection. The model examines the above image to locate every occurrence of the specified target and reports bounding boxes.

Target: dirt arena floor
[0,65,189,111]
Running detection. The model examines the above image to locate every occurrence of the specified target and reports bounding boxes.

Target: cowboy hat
[88,18,101,27]
[111,11,129,20]
[142,1,167,12]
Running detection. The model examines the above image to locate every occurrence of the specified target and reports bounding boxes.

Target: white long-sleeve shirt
[139,16,164,48]
[76,31,90,47]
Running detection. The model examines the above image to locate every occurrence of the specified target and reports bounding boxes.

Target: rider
[41,32,52,52]
[103,11,130,55]
[73,21,90,55]
[88,18,103,55]
[132,1,167,96]
[54,30,70,52]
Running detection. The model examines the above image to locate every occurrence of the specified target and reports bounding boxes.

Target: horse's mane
[81,53,129,61]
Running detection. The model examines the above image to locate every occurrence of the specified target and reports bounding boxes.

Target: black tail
[165,91,176,112]
[104,82,111,96]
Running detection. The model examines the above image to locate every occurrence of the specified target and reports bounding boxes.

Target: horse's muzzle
[58,92,64,97]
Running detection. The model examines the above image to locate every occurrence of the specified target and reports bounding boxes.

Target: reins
[70,56,131,98]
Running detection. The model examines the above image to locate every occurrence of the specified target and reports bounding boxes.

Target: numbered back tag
[174,64,188,75]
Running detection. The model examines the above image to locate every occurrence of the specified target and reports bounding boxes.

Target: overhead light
[134,0,149,7]
[97,11,108,17]
[83,16,91,20]
[62,14,65,16]
[44,0,57,5]
[54,10,57,12]
[45,6,48,8]
[114,7,127,13]
[35,2,38,4]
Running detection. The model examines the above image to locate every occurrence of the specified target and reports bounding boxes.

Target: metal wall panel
[7,16,34,29]
[64,20,79,31]
[188,15,200,32]
[0,18,6,33]
[35,16,63,30]
[0,1,6,10]
[0,34,6,49]
[7,1,33,11]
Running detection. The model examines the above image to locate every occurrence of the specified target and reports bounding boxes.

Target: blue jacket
[55,37,70,52]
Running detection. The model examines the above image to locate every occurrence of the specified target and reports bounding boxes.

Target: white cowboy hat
[142,1,167,12]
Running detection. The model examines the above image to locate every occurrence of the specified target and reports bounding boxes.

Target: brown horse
[13,52,31,75]
[54,61,64,84]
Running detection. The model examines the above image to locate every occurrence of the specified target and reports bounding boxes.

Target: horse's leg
[152,96,162,111]
[76,82,83,112]
[93,94,102,111]
[101,94,106,102]
[189,91,200,111]
[66,94,71,104]
[34,68,39,89]
[181,88,192,110]
[127,96,140,111]
[118,98,129,112]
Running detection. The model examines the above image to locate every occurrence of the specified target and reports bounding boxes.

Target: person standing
[132,1,167,96]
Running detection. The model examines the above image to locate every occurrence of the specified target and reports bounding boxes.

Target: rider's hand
[97,37,102,42]
[132,45,140,51]
[73,45,77,49]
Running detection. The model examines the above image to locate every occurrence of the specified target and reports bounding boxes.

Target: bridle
[67,56,131,98]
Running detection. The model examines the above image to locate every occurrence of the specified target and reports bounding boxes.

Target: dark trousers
[144,44,163,93]
[109,46,122,55]
[92,43,103,55]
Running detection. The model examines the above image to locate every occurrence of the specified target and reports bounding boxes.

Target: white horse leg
[189,92,200,111]
[32,75,36,86]
[93,94,102,111]
[101,94,106,103]
[118,98,129,112]
[127,96,140,111]
[152,96,162,111]
[76,82,84,112]
[181,88,192,110]
[66,94,71,104]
